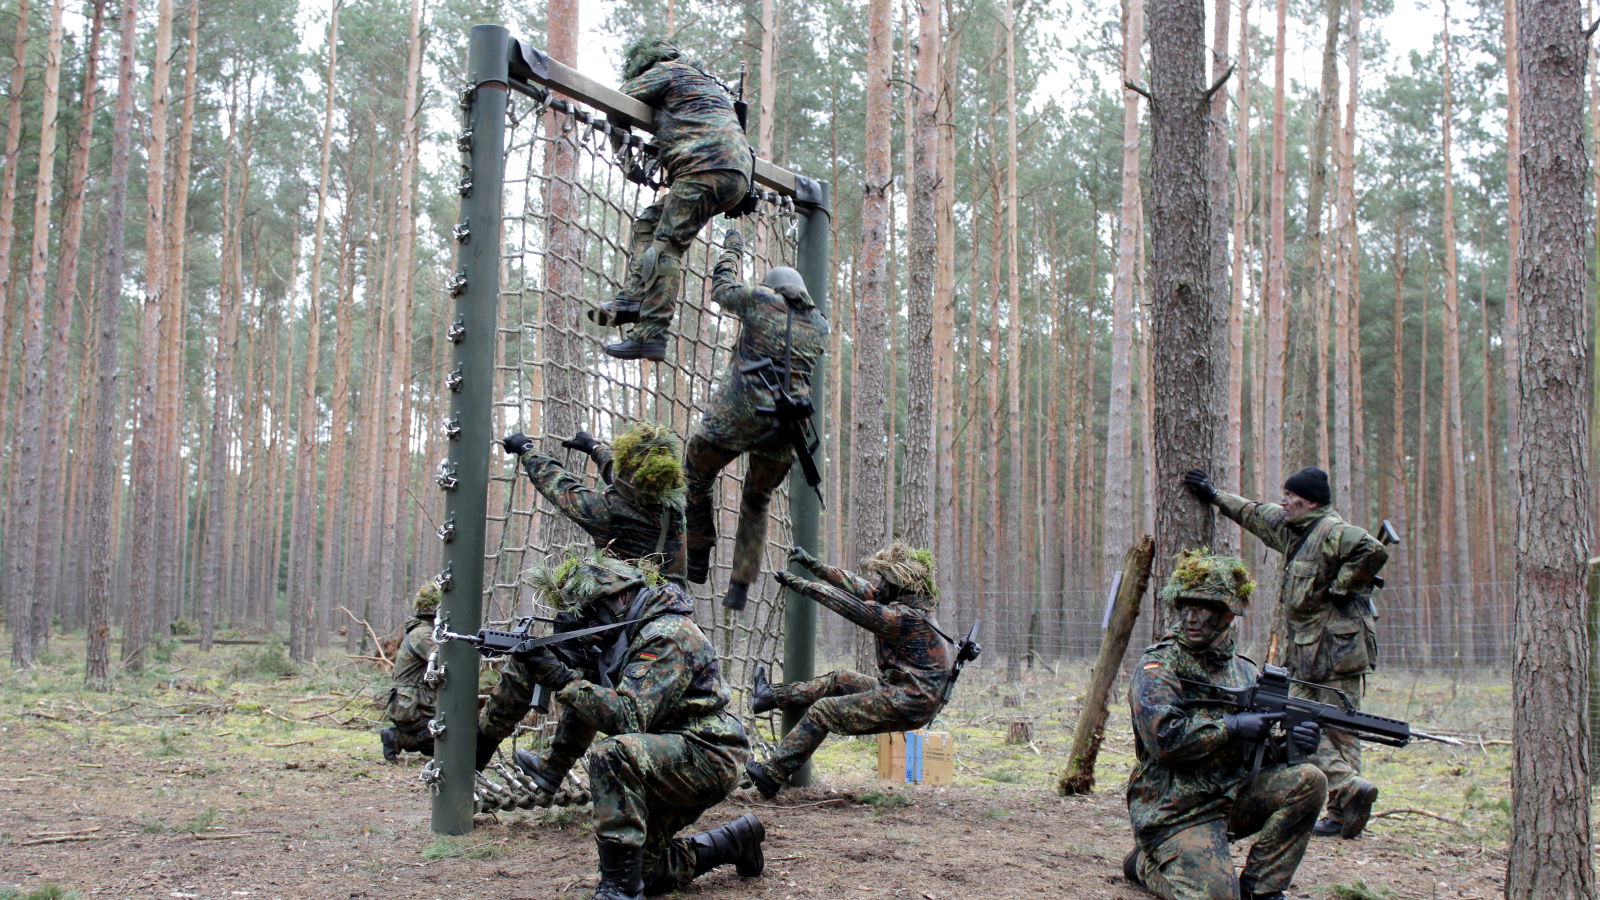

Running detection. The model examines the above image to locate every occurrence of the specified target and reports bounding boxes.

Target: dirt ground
[0,642,1511,900]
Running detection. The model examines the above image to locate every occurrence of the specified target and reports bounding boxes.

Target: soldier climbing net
[431,32,825,817]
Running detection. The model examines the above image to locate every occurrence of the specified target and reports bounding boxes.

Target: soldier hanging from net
[744,543,955,799]
[591,37,755,362]
[379,584,442,763]
[684,226,827,611]
[471,551,765,900]
[500,422,688,586]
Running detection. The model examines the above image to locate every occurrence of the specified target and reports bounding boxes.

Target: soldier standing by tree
[500,422,688,586]
[379,584,441,763]
[1182,466,1388,838]
[591,37,754,362]
[683,227,828,610]
[1124,551,1325,900]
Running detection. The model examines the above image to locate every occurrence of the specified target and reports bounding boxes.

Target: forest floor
[0,635,1541,899]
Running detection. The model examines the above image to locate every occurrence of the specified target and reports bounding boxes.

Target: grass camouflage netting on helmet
[520,548,658,613]
[412,583,442,615]
[461,62,804,812]
[864,543,938,598]
[611,422,686,507]
[1158,548,1256,615]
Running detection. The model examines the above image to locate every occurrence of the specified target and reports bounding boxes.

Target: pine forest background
[0,0,1594,678]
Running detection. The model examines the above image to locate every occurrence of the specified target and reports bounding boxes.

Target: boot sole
[736,814,766,877]
[603,346,667,362]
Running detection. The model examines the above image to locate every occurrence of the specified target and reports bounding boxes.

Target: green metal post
[431,23,511,835]
[782,178,831,788]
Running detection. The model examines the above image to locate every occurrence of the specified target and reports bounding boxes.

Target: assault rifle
[1180,664,1460,769]
[739,356,824,506]
[942,619,983,704]
[438,616,640,713]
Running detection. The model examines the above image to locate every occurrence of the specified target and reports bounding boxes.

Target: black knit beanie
[1283,466,1332,506]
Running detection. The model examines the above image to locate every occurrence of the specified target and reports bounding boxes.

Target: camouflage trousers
[1135,763,1326,899]
[620,169,750,342]
[1291,674,1365,815]
[762,670,924,782]
[387,722,434,755]
[684,434,791,587]
[587,731,746,893]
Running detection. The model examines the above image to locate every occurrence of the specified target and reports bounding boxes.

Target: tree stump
[1006,718,1035,745]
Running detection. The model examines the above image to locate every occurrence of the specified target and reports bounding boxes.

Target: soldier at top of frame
[591,37,756,363]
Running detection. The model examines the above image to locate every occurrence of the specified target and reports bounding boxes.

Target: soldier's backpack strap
[1288,514,1339,568]
[653,506,671,557]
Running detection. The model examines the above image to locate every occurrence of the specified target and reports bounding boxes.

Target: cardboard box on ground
[876,731,953,786]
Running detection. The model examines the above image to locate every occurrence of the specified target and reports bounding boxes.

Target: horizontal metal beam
[507,38,822,207]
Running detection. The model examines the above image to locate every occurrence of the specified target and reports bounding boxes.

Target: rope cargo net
[470,83,798,812]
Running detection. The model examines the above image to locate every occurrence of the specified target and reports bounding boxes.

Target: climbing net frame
[428,28,830,824]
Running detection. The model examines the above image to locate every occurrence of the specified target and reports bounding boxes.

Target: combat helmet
[621,36,682,80]
[523,549,652,616]
[761,267,813,309]
[864,542,938,599]
[1158,548,1255,616]
[412,582,442,617]
[610,422,686,508]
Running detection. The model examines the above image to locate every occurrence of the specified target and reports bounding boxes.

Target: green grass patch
[1326,881,1399,900]
[421,837,503,860]
[0,887,83,900]
[855,789,909,809]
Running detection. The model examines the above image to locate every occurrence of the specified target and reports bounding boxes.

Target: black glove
[561,430,600,456]
[1182,468,1218,502]
[500,432,534,456]
[787,545,818,569]
[522,654,579,690]
[1290,720,1322,755]
[1223,711,1282,742]
[724,227,744,253]
[774,570,802,590]
[474,730,503,772]
[514,749,569,794]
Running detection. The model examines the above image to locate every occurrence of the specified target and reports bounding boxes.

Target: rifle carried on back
[941,619,983,704]
[740,355,824,506]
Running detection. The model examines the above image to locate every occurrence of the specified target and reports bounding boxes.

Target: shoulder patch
[623,662,651,681]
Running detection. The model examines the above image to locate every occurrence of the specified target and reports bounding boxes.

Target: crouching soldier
[380,584,441,762]
[744,543,952,798]
[473,551,763,900]
[1124,551,1326,900]
[501,422,688,585]
[684,226,827,610]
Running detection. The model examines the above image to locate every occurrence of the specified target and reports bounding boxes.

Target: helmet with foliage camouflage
[1158,549,1255,616]
[522,548,660,615]
[413,582,442,616]
[611,422,686,507]
[621,36,682,80]
[864,542,938,598]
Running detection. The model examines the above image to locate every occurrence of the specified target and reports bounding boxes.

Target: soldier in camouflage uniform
[472,551,763,900]
[500,423,688,586]
[592,37,754,362]
[744,543,953,799]
[1184,466,1388,838]
[380,584,441,762]
[683,227,828,610]
[1125,551,1326,900]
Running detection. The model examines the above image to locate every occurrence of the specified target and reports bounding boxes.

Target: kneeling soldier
[501,422,688,586]
[744,543,953,798]
[1125,551,1326,900]
[380,584,441,762]
[473,552,762,900]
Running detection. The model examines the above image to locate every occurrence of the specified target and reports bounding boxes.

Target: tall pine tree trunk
[0,0,32,467]
[1508,0,1594,889]
[901,0,940,546]
[1438,0,1472,654]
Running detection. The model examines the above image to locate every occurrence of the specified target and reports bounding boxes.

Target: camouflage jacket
[518,448,687,585]
[785,559,953,724]
[385,616,438,726]
[479,584,747,775]
[696,246,829,459]
[621,59,752,182]
[1127,630,1258,851]
[1215,494,1387,678]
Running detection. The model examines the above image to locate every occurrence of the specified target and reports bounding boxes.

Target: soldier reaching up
[744,543,953,798]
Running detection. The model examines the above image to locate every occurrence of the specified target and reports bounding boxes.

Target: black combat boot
[514,749,564,793]
[604,335,667,362]
[689,813,765,878]
[379,728,399,763]
[588,296,641,327]
[415,736,435,758]
[1341,781,1378,838]
[750,664,778,714]
[1312,815,1343,836]
[1122,847,1143,886]
[745,760,781,800]
[593,843,645,900]
[686,546,711,585]
[722,582,749,611]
